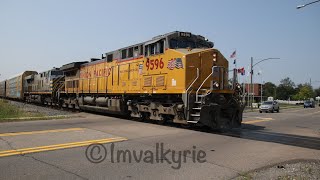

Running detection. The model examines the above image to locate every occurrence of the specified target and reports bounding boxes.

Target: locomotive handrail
[196,66,216,102]
[186,68,199,94]
[185,68,199,119]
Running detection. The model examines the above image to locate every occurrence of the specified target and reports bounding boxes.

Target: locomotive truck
[0,31,244,129]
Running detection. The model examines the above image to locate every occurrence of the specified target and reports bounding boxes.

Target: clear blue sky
[0,0,319,87]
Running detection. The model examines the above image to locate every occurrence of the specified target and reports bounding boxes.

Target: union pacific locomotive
[0,31,244,129]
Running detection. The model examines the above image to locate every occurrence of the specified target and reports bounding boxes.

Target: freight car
[5,71,37,100]
[0,81,6,97]
[59,31,244,129]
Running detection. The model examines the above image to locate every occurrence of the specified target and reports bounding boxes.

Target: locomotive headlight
[213,82,219,88]
[213,53,217,61]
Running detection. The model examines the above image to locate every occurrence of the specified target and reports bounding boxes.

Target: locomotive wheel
[133,114,145,122]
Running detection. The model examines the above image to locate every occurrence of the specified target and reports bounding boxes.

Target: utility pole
[250,57,253,110]
[310,78,312,86]
[247,83,250,106]
[261,83,263,103]
[249,57,280,108]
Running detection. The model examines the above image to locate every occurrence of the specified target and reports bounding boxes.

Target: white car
[259,101,280,113]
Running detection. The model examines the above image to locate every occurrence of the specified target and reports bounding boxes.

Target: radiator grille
[155,76,165,87]
[144,76,152,87]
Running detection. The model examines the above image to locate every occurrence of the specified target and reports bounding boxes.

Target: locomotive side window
[107,54,113,62]
[144,45,149,56]
[121,49,127,59]
[51,71,63,76]
[134,46,139,57]
[128,47,133,58]
[139,45,143,55]
[159,40,164,54]
[144,40,165,57]
[150,44,155,55]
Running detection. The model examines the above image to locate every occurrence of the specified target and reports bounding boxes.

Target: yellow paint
[67,48,230,95]
[0,128,84,137]
[255,117,273,120]
[0,137,127,158]
[243,119,274,124]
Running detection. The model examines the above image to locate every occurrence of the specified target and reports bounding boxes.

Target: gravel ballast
[236,160,320,180]
[8,100,73,117]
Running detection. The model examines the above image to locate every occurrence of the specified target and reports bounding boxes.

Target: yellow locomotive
[60,31,244,129]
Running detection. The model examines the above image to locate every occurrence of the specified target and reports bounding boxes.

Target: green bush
[0,101,25,119]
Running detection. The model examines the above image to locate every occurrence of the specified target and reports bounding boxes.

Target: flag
[175,58,183,69]
[233,59,236,64]
[167,59,175,70]
[167,58,183,70]
[241,70,245,76]
[230,50,236,59]
[237,67,245,75]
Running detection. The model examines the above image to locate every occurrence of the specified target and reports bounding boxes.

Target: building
[243,83,263,102]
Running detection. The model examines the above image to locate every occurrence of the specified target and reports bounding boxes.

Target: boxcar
[0,81,6,97]
[6,71,37,100]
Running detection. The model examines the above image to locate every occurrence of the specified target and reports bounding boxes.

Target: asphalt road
[0,106,319,179]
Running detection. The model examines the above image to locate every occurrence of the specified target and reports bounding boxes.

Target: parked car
[304,100,315,108]
[259,101,280,113]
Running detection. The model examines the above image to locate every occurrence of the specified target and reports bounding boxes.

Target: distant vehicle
[304,100,315,108]
[316,96,320,106]
[267,97,274,101]
[259,101,280,113]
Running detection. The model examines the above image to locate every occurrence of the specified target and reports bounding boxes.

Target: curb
[0,115,77,122]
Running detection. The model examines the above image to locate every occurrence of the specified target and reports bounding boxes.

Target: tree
[314,87,320,97]
[292,84,304,100]
[294,84,314,100]
[276,77,295,100]
[262,82,276,98]
[294,84,303,94]
[280,77,295,87]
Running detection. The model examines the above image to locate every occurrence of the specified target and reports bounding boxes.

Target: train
[0,31,244,129]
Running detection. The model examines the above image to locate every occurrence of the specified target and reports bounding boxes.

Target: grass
[0,99,45,121]
[236,172,253,180]
[278,103,303,109]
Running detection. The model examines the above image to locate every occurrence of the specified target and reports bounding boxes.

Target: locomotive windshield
[169,38,213,49]
[51,71,63,76]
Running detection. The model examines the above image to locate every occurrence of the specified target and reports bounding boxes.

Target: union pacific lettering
[80,67,112,78]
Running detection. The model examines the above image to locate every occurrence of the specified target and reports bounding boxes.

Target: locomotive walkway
[0,107,319,179]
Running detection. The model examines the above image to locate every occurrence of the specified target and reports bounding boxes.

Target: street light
[250,57,280,110]
[297,0,320,9]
